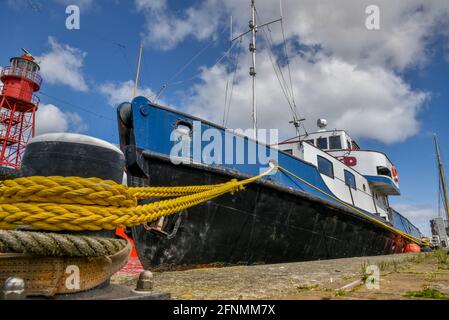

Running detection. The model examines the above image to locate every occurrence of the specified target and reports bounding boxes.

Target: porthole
[174,120,193,138]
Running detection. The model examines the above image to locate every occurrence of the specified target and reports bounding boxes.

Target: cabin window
[317,156,334,178]
[347,140,351,149]
[377,166,392,178]
[344,170,356,190]
[329,135,342,149]
[304,139,314,146]
[283,149,293,155]
[317,137,328,150]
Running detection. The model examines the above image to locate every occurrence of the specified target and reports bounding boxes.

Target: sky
[1,0,449,235]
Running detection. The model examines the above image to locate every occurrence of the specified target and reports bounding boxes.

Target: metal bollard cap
[2,277,26,300]
[135,270,154,291]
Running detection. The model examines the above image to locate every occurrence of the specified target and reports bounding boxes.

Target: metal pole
[250,0,257,140]
[134,43,143,98]
[435,134,449,222]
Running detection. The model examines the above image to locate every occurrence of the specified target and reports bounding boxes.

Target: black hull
[130,155,407,271]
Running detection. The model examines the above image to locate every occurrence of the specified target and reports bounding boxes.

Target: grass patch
[407,253,427,264]
[335,289,347,296]
[359,261,369,281]
[431,249,448,264]
[403,288,449,300]
[359,259,403,279]
[378,261,389,272]
[437,263,449,270]
[296,284,319,292]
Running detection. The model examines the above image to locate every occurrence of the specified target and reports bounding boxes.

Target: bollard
[20,133,126,238]
[135,271,154,292]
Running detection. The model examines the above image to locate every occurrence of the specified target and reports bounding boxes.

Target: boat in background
[430,135,449,248]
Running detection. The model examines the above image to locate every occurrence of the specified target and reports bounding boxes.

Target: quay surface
[111,251,449,300]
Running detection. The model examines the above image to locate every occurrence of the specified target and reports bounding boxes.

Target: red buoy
[404,243,421,253]
[0,49,41,169]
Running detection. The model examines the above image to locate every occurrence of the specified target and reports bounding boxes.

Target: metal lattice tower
[0,50,41,169]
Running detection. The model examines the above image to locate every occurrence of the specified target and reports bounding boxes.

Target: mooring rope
[0,167,275,232]
[277,166,428,246]
[0,163,427,258]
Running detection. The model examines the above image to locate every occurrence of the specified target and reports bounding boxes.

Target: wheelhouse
[276,119,401,222]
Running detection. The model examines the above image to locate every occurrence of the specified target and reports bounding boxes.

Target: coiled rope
[0,230,127,257]
[0,167,276,232]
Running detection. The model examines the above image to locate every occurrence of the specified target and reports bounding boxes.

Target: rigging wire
[280,11,298,118]
[255,11,296,120]
[154,38,240,103]
[256,8,294,104]
[152,25,228,103]
[223,67,230,125]
[17,5,135,119]
[255,7,308,137]
[223,39,242,127]
[38,91,116,122]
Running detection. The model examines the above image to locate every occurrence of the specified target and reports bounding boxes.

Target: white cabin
[276,119,400,222]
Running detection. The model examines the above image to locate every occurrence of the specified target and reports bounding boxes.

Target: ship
[117,0,425,271]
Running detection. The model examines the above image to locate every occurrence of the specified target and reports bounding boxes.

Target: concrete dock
[111,251,449,300]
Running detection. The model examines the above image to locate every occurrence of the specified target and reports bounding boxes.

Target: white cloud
[133,0,449,143]
[36,37,88,92]
[136,0,449,70]
[392,203,437,237]
[99,80,157,106]
[136,0,223,50]
[35,104,87,135]
[185,51,428,143]
[229,0,449,71]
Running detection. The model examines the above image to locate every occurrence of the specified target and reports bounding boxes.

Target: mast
[231,1,281,140]
[249,0,257,139]
[435,134,449,221]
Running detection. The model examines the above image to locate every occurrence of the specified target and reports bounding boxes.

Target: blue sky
[1,0,449,235]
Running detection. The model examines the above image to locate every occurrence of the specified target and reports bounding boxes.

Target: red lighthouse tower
[0,49,41,169]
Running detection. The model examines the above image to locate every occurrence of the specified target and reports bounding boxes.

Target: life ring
[391,166,399,183]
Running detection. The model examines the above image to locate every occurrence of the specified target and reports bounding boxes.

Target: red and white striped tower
[0,49,41,169]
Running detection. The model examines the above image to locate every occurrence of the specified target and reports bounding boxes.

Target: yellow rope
[0,167,275,232]
[277,166,429,246]
[0,165,428,246]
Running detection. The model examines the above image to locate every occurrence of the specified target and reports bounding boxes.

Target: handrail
[1,66,42,87]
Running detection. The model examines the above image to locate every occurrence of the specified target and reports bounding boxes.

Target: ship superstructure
[277,119,401,223]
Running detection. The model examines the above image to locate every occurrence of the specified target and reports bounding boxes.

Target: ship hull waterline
[130,152,407,271]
